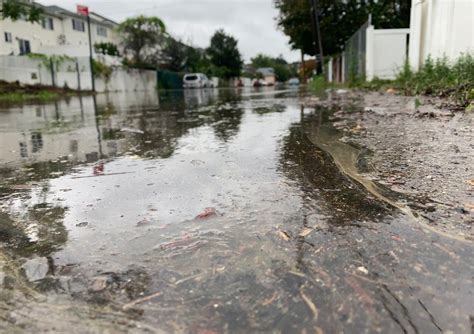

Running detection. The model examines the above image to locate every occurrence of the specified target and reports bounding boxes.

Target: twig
[300,290,318,320]
[122,291,162,310]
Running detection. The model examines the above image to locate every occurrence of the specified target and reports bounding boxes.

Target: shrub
[394,54,474,106]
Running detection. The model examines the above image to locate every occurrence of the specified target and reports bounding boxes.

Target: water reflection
[0,89,240,173]
[279,106,393,226]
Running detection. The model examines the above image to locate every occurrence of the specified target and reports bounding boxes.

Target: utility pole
[77,5,95,92]
[87,14,95,92]
[309,0,325,75]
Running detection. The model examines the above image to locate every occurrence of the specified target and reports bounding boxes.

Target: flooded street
[0,89,472,333]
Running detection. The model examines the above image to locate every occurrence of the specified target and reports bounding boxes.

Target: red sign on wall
[77,5,89,16]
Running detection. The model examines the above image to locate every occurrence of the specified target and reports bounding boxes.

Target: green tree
[207,29,243,79]
[117,15,166,65]
[274,0,411,57]
[160,37,212,74]
[274,0,315,55]
[161,37,188,71]
[251,54,292,82]
[251,54,274,68]
[0,0,43,23]
[185,47,211,74]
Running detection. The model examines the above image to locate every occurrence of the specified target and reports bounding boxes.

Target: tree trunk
[300,50,306,84]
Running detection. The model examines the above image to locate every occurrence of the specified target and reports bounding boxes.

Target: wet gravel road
[0,88,472,333]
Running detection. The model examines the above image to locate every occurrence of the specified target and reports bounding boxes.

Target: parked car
[183,73,212,89]
[252,79,268,87]
[288,78,300,86]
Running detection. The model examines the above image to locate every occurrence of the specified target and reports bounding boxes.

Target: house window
[42,17,54,30]
[97,26,107,37]
[18,39,31,55]
[72,19,85,32]
[4,32,12,43]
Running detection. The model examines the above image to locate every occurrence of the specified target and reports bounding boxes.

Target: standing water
[0,88,472,333]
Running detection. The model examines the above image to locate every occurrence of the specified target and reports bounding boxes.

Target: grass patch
[309,75,327,91]
[0,91,61,103]
[352,54,474,108]
[309,75,346,92]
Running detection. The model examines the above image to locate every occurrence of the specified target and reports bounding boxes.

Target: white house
[409,0,474,71]
[256,67,276,85]
[0,1,119,57]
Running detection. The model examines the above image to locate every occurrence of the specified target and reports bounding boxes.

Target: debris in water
[300,290,318,320]
[299,228,313,237]
[261,292,278,306]
[136,219,150,227]
[89,275,109,292]
[122,291,162,310]
[120,127,144,134]
[195,207,218,220]
[22,257,49,282]
[391,235,402,242]
[357,266,369,275]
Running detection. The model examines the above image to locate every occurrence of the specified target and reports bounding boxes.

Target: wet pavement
[0,88,472,333]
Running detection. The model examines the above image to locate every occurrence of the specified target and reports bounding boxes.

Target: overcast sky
[37,0,300,63]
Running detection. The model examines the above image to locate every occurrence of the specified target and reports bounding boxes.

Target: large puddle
[0,89,472,333]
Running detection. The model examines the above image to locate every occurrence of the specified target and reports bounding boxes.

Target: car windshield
[185,75,198,81]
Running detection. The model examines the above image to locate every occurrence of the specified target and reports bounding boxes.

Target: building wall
[366,27,410,80]
[265,75,276,85]
[409,0,474,71]
[0,56,157,92]
[0,13,119,57]
[0,16,62,55]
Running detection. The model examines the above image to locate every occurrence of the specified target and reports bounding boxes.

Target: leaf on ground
[277,230,291,241]
[261,292,278,306]
[466,180,474,187]
[465,203,474,211]
[299,228,313,237]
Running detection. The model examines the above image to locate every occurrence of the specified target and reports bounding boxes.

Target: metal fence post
[50,58,55,88]
[76,59,81,91]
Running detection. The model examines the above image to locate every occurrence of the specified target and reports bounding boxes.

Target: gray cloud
[38,0,300,62]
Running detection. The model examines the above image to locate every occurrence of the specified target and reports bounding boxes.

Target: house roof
[41,4,118,27]
[90,12,119,26]
[256,67,275,76]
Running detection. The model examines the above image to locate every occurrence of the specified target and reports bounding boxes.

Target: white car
[288,78,300,86]
[183,73,212,89]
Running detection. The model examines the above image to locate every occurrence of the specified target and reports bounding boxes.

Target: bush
[394,54,474,106]
[92,60,112,82]
[94,42,120,56]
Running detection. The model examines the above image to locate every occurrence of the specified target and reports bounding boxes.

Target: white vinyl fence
[409,0,474,71]
[328,20,409,83]
[366,27,410,80]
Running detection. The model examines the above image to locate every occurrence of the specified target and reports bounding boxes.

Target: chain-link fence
[343,20,370,83]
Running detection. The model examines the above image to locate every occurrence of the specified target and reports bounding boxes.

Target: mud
[0,88,472,333]
[308,90,473,240]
